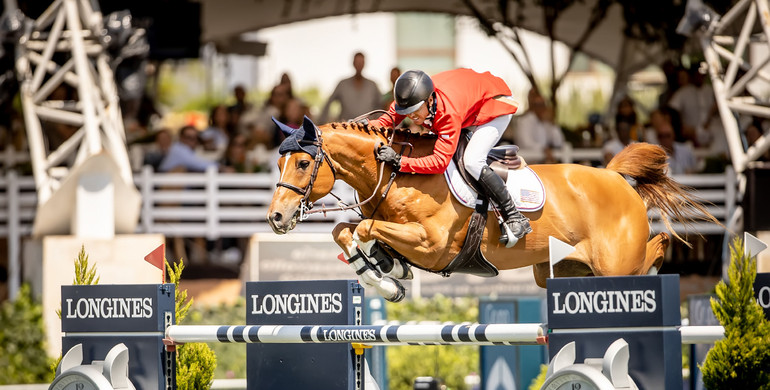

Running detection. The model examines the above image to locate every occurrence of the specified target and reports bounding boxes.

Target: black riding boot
[477,165,532,247]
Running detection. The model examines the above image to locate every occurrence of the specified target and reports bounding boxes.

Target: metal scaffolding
[11,0,134,205]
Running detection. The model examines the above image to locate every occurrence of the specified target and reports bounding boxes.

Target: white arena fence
[1,162,738,285]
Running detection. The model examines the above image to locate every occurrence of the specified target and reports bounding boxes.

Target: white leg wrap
[352,231,412,280]
[347,257,403,302]
[352,232,376,261]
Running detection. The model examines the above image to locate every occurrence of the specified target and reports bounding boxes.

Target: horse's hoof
[384,277,406,302]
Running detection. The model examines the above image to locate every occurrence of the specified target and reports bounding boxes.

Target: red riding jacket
[374,68,519,174]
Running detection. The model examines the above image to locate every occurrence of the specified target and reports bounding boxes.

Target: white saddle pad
[444,161,546,212]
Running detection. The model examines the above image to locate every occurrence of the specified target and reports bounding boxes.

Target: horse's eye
[298,160,311,170]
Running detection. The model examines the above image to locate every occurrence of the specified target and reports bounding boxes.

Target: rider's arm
[372,102,404,129]
[398,115,461,174]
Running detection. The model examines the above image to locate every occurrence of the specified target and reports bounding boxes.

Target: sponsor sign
[546,275,680,328]
[60,284,175,390]
[246,280,363,390]
[755,273,770,319]
[61,284,174,332]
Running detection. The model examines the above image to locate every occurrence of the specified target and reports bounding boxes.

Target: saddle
[439,130,523,278]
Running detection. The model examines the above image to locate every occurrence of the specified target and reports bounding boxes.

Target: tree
[167,259,217,390]
[700,238,770,389]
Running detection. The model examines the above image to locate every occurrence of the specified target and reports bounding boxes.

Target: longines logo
[322,328,376,341]
[758,286,770,309]
[251,292,343,315]
[551,289,657,314]
[64,297,153,319]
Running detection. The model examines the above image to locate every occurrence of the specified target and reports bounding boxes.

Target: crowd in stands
[2,54,766,272]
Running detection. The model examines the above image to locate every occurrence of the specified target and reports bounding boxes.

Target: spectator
[745,118,770,162]
[615,96,640,142]
[667,67,714,146]
[221,133,256,173]
[279,72,295,98]
[281,98,309,129]
[200,104,230,155]
[320,52,382,122]
[159,125,219,172]
[382,66,401,109]
[244,84,291,151]
[655,122,698,175]
[227,85,252,133]
[143,128,173,170]
[514,89,564,162]
[602,121,634,166]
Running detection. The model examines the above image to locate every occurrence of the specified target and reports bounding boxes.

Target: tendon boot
[477,165,532,248]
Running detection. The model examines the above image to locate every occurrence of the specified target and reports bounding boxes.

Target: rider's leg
[464,114,531,247]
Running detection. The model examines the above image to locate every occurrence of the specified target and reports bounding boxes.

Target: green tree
[0,284,55,385]
[701,238,770,389]
[386,295,478,390]
[167,259,217,390]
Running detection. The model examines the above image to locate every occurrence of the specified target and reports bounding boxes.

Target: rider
[373,68,531,246]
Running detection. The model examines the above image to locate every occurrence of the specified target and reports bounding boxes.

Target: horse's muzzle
[267,210,299,234]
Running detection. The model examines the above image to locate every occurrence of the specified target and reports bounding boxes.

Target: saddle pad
[444,161,546,212]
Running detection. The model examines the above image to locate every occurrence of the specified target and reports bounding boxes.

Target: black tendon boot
[477,165,532,247]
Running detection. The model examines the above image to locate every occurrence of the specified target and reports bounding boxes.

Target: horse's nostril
[272,212,282,222]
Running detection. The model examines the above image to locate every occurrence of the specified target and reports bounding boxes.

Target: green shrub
[176,343,217,390]
[0,284,55,385]
[168,260,217,389]
[385,295,479,390]
[701,238,770,389]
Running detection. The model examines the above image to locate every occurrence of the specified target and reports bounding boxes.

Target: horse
[266,117,720,302]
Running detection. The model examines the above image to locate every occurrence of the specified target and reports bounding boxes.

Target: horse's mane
[325,121,437,143]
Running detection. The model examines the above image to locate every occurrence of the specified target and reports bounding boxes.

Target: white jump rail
[164,323,725,346]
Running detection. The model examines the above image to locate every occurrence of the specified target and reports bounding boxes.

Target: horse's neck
[324,126,384,195]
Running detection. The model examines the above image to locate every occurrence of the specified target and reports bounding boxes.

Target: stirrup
[498,218,531,248]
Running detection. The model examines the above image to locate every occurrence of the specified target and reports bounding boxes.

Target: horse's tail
[606,142,722,245]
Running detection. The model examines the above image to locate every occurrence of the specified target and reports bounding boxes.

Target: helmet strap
[427,92,437,119]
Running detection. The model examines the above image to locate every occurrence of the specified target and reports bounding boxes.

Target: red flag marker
[337,253,349,264]
[144,244,166,283]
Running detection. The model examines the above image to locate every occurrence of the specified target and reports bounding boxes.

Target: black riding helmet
[394,70,434,115]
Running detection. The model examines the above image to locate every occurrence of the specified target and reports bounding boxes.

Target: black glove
[376,145,401,170]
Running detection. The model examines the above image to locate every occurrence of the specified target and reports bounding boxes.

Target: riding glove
[376,145,401,170]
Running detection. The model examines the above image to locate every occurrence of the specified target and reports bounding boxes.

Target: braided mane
[326,121,436,140]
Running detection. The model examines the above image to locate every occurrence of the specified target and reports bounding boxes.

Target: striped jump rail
[165,323,726,347]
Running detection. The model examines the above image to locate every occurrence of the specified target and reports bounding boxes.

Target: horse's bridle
[275,127,337,220]
[274,110,406,221]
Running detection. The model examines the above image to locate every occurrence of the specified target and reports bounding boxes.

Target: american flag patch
[520,189,539,204]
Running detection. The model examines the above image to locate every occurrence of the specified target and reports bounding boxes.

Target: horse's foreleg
[332,222,406,302]
[354,219,444,269]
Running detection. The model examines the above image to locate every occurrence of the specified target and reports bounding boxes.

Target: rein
[279,110,405,220]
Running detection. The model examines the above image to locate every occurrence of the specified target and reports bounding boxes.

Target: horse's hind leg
[643,233,670,275]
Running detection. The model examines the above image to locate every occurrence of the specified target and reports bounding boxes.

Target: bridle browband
[274,110,405,221]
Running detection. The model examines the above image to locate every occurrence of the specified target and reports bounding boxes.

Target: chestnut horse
[267,117,718,301]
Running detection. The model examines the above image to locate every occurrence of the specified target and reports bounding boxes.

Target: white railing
[0,167,738,242]
[134,166,361,239]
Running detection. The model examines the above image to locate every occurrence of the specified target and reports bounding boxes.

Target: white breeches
[463,114,513,180]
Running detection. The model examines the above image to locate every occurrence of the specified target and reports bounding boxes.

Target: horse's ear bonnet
[276,115,319,156]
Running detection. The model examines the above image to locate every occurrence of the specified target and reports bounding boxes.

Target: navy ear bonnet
[275,116,319,157]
